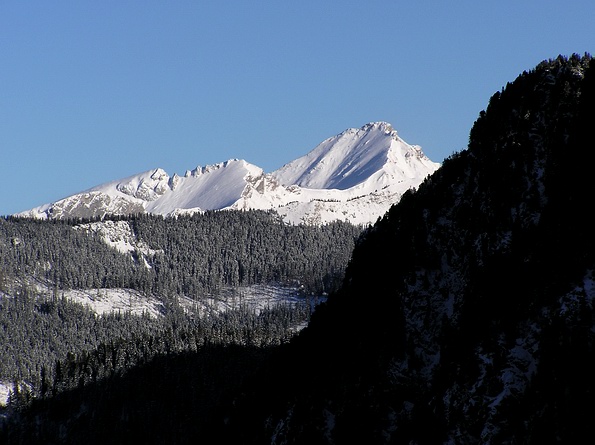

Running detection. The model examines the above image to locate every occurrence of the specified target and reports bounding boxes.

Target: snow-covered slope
[273,122,437,190]
[18,122,440,225]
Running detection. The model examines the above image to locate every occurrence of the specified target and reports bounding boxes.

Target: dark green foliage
[0,208,359,442]
[2,345,275,444]
[3,54,595,444]
[0,288,162,389]
[130,210,361,296]
[0,216,143,290]
[0,209,361,298]
[211,54,595,443]
[0,266,312,399]
[0,207,359,394]
[0,288,311,443]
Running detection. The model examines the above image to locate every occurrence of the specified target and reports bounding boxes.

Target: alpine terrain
[2,54,594,445]
[18,122,440,225]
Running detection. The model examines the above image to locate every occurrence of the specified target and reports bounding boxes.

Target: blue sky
[1,1,593,216]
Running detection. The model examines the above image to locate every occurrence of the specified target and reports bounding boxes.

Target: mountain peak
[335,121,396,140]
[272,121,438,190]
[184,159,256,177]
[17,123,440,224]
[361,121,395,133]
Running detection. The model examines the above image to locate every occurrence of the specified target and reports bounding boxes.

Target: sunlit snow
[18,122,441,225]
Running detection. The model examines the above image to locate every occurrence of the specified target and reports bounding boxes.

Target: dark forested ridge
[0,216,143,291]
[130,210,360,295]
[2,54,595,444]
[216,54,595,443]
[0,209,361,443]
[1,209,361,296]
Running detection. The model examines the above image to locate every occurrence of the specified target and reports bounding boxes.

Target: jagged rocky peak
[16,122,440,224]
[337,122,401,144]
[361,121,395,133]
[272,121,438,190]
[331,121,396,142]
[115,168,171,201]
[185,159,251,177]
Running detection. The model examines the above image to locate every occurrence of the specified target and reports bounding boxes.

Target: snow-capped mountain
[18,122,440,225]
[273,122,437,190]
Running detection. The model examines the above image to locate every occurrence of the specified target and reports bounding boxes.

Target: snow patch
[62,288,164,318]
[74,220,159,265]
[0,382,11,407]
[32,282,320,321]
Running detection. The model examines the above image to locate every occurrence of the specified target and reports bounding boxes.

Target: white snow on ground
[28,280,320,320]
[63,285,316,320]
[0,382,10,407]
[272,122,437,190]
[0,282,320,406]
[74,220,160,261]
[61,288,164,318]
[0,381,33,407]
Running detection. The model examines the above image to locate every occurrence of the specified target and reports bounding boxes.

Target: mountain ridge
[2,54,594,444]
[18,122,440,225]
[272,121,435,190]
[212,53,595,444]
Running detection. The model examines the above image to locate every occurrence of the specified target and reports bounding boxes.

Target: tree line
[0,208,362,428]
[1,209,362,297]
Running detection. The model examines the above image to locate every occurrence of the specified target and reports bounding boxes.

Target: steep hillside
[217,54,595,443]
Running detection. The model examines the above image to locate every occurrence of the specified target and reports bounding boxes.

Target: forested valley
[0,209,362,443]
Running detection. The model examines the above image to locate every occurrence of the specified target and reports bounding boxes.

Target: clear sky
[1,1,593,216]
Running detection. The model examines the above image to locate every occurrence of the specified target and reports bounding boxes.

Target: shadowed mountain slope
[217,53,595,444]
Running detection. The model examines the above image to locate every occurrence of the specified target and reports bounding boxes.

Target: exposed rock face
[18,123,440,225]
